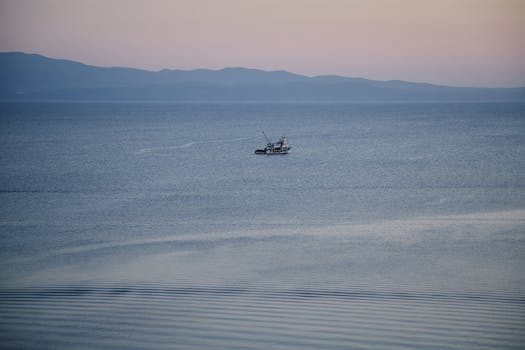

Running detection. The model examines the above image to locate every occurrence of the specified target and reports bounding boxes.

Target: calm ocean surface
[1,102,524,349]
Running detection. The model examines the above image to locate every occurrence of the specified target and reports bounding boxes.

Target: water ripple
[1,283,524,350]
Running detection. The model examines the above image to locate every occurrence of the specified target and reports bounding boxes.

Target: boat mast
[262,131,271,144]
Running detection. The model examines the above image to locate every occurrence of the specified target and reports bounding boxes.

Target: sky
[0,0,524,87]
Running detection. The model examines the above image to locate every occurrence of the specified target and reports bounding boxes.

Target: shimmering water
[1,102,525,349]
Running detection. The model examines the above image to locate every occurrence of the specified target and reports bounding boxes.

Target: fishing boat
[255,132,291,154]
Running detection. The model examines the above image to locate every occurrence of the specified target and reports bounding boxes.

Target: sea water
[1,102,524,349]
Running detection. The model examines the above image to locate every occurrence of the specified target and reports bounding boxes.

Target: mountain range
[1,52,524,102]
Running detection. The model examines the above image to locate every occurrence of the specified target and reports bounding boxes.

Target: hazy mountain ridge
[1,52,524,101]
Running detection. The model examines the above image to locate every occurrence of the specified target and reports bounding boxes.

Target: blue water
[1,102,524,349]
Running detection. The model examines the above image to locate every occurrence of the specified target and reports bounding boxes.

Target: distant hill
[1,52,524,101]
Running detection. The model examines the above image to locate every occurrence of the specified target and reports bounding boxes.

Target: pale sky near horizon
[0,0,524,87]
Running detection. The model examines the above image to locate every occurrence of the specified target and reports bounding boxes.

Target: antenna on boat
[262,131,271,144]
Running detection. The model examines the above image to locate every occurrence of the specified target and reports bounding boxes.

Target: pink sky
[0,0,524,87]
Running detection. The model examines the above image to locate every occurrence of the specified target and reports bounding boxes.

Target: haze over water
[0,101,524,349]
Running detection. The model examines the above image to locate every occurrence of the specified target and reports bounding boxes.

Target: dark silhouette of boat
[255,132,291,154]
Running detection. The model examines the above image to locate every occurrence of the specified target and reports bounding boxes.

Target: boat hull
[255,149,289,155]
